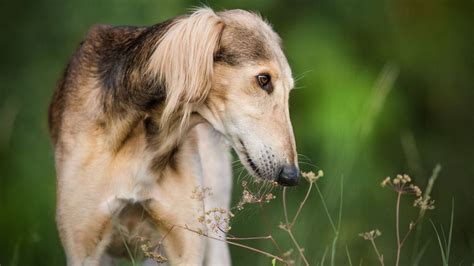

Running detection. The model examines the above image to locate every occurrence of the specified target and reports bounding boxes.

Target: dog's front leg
[196,124,232,266]
[57,190,123,266]
[145,197,206,265]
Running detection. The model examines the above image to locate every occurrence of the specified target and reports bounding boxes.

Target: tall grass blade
[446,198,454,263]
[314,182,337,234]
[10,237,21,266]
[320,246,329,266]
[430,219,447,266]
[331,175,344,266]
[413,240,430,266]
[411,164,442,266]
[345,246,353,266]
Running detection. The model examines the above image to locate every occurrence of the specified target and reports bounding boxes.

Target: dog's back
[49,24,158,147]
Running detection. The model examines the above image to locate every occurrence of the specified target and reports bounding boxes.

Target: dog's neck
[94,21,176,116]
[144,111,205,173]
[90,21,208,174]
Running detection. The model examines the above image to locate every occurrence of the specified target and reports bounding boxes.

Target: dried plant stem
[226,235,272,241]
[394,188,421,266]
[258,202,285,256]
[285,228,309,266]
[399,215,423,247]
[158,224,177,245]
[411,164,441,265]
[345,246,353,266]
[290,182,313,228]
[330,176,344,266]
[314,182,337,234]
[395,191,402,266]
[330,234,339,266]
[370,238,384,266]
[283,187,290,225]
[177,225,287,264]
[282,187,310,266]
[117,223,136,266]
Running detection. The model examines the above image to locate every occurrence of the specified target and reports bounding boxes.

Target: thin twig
[283,187,290,226]
[290,182,313,227]
[400,215,423,246]
[178,225,287,263]
[258,202,284,256]
[286,228,309,266]
[315,182,338,234]
[226,235,272,241]
[331,175,344,266]
[158,224,177,245]
[395,191,402,266]
[370,239,384,266]
[282,186,309,265]
[345,246,353,266]
[330,233,339,266]
[411,164,441,265]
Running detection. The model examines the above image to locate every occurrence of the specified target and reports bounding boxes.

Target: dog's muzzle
[277,164,300,186]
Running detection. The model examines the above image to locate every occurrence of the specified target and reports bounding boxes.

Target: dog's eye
[256,74,273,93]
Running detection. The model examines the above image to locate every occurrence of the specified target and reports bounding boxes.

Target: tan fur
[49,7,297,266]
[148,8,224,133]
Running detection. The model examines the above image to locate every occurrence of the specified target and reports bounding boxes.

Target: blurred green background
[1,0,473,265]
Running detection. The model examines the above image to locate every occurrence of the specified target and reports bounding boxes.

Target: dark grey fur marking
[215,23,272,66]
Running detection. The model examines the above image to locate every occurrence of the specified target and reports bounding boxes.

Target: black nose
[277,164,300,186]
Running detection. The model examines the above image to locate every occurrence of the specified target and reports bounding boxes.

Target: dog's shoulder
[48,20,174,146]
[83,24,147,49]
[79,24,148,65]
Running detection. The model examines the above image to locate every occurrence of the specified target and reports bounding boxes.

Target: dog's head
[150,8,299,186]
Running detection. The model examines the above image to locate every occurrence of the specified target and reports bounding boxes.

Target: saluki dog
[49,7,299,265]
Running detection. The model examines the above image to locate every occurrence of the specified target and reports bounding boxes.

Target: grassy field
[1,0,473,265]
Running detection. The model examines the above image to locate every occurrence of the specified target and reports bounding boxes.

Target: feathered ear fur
[147,7,224,129]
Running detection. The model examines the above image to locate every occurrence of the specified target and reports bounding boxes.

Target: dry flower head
[236,180,276,210]
[139,238,168,263]
[359,229,382,241]
[191,186,213,201]
[301,170,324,183]
[381,174,435,210]
[380,174,421,196]
[197,207,234,234]
[413,195,435,210]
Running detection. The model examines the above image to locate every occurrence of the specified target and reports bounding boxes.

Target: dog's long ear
[148,8,224,128]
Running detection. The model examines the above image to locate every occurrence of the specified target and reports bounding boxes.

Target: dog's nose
[277,164,300,186]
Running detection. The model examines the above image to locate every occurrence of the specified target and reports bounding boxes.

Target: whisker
[236,168,247,184]
[232,160,242,166]
[293,69,314,82]
[297,153,312,160]
[261,181,274,197]
[292,86,306,90]
[297,157,312,163]
[298,161,320,169]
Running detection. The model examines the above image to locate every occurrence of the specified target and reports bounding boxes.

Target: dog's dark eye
[256,74,273,93]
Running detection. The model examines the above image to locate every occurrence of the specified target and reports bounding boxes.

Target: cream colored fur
[52,7,297,266]
[148,8,224,132]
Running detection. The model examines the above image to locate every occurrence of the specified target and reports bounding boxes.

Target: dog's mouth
[237,139,263,178]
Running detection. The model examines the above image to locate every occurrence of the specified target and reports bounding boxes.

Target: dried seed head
[381,177,391,187]
[140,238,168,263]
[409,184,422,197]
[265,193,276,202]
[191,186,212,201]
[409,221,415,230]
[359,229,382,240]
[302,170,324,183]
[197,207,233,234]
[413,196,435,210]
